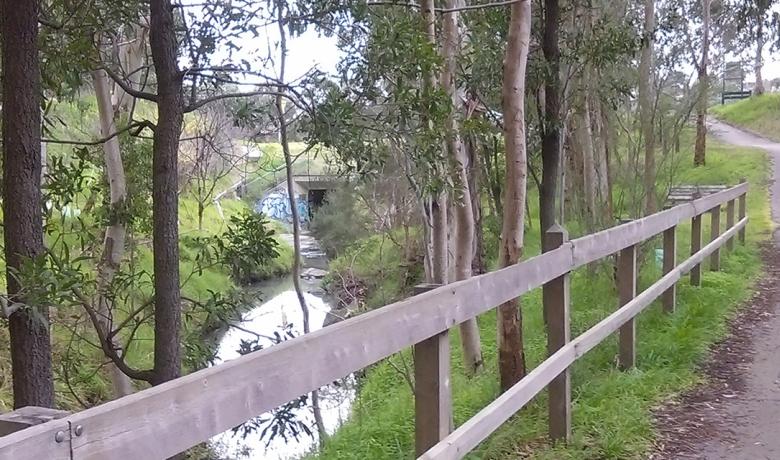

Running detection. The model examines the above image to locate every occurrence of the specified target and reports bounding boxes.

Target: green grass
[315,142,771,459]
[0,97,300,410]
[121,196,294,373]
[711,94,780,141]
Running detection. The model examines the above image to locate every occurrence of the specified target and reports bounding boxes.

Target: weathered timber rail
[0,183,749,460]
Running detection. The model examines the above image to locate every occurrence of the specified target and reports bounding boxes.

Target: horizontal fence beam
[0,246,576,460]
[0,184,749,460]
[419,216,748,460]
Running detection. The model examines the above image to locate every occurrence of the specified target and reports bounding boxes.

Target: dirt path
[653,120,780,459]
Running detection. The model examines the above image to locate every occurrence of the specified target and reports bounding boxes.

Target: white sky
[268,30,780,88]
[206,5,780,90]
[283,31,340,80]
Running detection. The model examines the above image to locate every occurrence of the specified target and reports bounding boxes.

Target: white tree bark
[441,0,483,375]
[113,23,148,113]
[92,68,134,397]
[420,0,450,290]
[497,0,531,392]
[754,21,765,95]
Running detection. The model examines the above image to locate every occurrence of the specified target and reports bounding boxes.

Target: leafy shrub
[310,186,371,257]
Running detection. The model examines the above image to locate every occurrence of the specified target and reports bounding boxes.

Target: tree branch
[102,65,159,102]
[43,120,154,146]
[44,247,155,382]
[183,90,307,114]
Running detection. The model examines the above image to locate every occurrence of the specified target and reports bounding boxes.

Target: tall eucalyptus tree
[1,0,54,408]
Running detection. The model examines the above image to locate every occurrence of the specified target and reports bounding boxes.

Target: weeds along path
[654,119,780,459]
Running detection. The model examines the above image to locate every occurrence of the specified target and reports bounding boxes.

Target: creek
[210,232,355,459]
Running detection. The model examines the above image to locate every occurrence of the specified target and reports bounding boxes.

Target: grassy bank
[315,141,771,459]
[121,196,294,376]
[0,194,294,411]
[711,94,780,141]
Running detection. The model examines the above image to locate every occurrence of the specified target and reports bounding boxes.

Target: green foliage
[315,144,771,459]
[211,211,281,283]
[306,7,452,193]
[711,94,780,141]
[310,186,371,257]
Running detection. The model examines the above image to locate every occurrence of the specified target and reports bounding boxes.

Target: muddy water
[210,233,355,459]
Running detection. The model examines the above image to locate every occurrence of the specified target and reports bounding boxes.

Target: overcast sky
[225,8,780,90]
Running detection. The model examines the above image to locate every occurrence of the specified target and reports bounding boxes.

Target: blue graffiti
[256,190,310,225]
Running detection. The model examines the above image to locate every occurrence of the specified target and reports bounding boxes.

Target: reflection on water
[210,234,355,460]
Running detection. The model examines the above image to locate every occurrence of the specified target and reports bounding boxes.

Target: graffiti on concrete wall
[256,190,310,224]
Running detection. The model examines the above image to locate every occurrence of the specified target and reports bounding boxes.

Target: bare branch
[102,65,159,102]
[184,90,287,113]
[43,120,154,146]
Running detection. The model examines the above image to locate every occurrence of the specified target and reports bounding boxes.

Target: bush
[310,186,372,257]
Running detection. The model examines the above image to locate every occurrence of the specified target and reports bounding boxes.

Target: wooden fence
[0,183,749,460]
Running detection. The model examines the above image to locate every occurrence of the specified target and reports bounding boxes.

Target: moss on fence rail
[313,142,771,460]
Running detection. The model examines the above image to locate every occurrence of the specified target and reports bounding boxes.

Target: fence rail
[0,182,749,460]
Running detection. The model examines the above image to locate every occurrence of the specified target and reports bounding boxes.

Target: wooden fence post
[710,205,721,271]
[543,224,571,443]
[738,179,747,244]
[662,226,676,313]
[413,284,452,457]
[617,244,637,370]
[726,199,735,251]
[690,196,703,287]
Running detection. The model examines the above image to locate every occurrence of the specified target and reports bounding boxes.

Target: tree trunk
[693,0,710,167]
[540,0,561,243]
[482,137,503,221]
[497,0,531,392]
[114,24,148,114]
[575,89,597,231]
[92,68,134,397]
[197,200,205,231]
[149,0,184,385]
[1,0,54,409]
[467,135,486,275]
[754,21,765,96]
[275,0,326,445]
[597,100,614,222]
[430,195,448,285]
[420,0,450,290]
[441,0,483,375]
[639,0,656,214]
